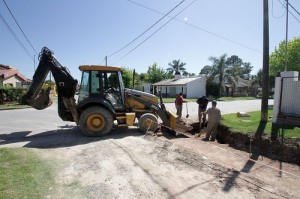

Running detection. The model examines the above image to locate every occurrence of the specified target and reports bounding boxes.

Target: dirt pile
[188,122,300,166]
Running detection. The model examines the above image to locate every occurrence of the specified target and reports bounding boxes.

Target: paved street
[0,99,273,137]
[165,99,274,115]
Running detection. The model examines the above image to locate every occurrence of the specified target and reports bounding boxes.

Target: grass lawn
[0,148,55,199]
[222,110,300,139]
[218,96,256,101]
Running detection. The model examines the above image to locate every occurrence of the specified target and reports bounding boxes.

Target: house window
[5,83,13,87]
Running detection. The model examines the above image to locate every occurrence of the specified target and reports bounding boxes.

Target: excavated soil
[189,122,300,166]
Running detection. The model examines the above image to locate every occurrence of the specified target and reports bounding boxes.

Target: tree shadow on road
[255,121,267,138]
[0,125,143,149]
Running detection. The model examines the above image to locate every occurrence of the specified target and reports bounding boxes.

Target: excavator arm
[22,47,78,122]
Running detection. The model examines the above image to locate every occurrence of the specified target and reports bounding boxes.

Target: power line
[108,0,186,58]
[127,0,262,54]
[112,0,197,65]
[284,0,300,17]
[2,0,38,55]
[272,0,286,19]
[278,0,300,23]
[0,13,33,59]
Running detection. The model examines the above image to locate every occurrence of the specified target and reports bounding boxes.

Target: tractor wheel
[79,106,113,136]
[138,113,158,132]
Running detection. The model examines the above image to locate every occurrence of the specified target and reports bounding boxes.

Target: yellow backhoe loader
[22,47,192,136]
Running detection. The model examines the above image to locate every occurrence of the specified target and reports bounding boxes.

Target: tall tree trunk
[261,0,269,122]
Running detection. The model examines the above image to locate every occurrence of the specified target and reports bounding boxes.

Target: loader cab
[78,65,125,110]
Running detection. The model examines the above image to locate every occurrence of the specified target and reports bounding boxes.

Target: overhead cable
[128,0,266,54]
[272,0,286,19]
[284,0,300,17]
[112,0,197,65]
[0,13,32,59]
[108,0,186,58]
[2,0,38,55]
[278,0,300,23]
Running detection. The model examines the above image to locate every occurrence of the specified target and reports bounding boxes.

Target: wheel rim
[87,114,105,132]
[143,119,154,130]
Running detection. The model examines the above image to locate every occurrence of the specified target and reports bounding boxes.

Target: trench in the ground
[186,122,300,166]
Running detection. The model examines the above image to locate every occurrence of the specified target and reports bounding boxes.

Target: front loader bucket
[165,108,193,134]
[28,87,53,110]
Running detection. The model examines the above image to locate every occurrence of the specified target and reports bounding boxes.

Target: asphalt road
[165,99,274,116]
[0,99,273,139]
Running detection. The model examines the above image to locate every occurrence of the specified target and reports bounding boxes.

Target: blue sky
[1,0,299,81]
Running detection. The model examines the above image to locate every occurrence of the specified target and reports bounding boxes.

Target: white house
[151,73,207,98]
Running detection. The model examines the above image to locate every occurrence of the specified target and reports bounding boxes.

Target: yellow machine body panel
[165,108,178,129]
[79,65,122,72]
[125,94,158,111]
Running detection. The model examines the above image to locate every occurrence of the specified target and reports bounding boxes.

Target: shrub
[0,87,27,103]
[206,81,220,98]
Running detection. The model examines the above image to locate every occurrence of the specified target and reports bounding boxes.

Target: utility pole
[261,0,269,122]
[34,55,36,71]
[105,56,107,66]
[284,0,289,71]
[132,69,135,89]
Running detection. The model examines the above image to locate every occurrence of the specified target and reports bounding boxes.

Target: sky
[1,0,299,81]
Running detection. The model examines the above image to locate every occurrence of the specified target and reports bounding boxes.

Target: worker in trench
[201,100,221,141]
[197,95,209,131]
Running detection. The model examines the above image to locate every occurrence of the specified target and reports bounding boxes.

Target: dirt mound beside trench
[189,122,300,166]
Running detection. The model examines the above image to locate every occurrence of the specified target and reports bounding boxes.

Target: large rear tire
[138,113,158,132]
[79,106,113,136]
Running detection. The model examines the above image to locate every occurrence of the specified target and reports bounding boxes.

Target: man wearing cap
[201,100,221,141]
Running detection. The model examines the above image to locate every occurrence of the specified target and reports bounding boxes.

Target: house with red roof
[0,64,30,87]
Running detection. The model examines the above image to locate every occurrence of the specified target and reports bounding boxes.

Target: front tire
[79,106,113,136]
[138,113,158,132]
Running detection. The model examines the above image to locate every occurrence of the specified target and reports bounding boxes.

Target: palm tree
[167,59,186,76]
[208,54,228,97]
[250,69,263,96]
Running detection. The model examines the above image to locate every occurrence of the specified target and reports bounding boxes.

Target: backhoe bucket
[28,87,53,110]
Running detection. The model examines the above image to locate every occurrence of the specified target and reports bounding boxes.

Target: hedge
[0,87,27,104]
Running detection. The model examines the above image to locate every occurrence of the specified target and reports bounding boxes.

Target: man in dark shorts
[197,96,208,131]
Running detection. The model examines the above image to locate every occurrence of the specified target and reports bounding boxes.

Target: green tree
[251,69,263,87]
[225,55,253,80]
[225,55,243,67]
[45,80,55,85]
[167,59,186,75]
[121,68,133,88]
[201,55,253,97]
[208,54,228,97]
[200,65,212,75]
[139,73,148,82]
[269,36,300,75]
[147,63,168,84]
